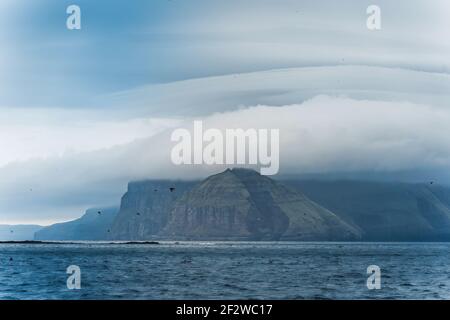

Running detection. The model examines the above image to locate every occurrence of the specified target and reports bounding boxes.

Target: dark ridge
[0,240,74,244]
[121,241,160,245]
[0,240,159,245]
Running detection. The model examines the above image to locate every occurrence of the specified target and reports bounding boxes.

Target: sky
[0,0,450,224]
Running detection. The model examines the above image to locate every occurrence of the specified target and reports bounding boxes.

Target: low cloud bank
[1,95,450,223]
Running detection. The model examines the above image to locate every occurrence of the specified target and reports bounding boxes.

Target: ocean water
[0,242,449,300]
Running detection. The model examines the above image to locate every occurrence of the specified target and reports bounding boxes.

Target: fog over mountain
[2,87,450,223]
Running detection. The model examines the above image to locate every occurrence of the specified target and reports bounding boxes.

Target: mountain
[0,225,43,241]
[34,206,118,241]
[160,169,360,240]
[50,170,450,242]
[109,169,360,241]
[286,180,450,241]
[108,180,195,240]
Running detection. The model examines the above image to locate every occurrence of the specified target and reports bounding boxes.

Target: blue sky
[1,0,450,223]
[1,0,181,108]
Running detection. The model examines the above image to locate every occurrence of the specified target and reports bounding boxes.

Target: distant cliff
[286,180,450,241]
[34,206,118,241]
[30,170,450,241]
[109,169,360,241]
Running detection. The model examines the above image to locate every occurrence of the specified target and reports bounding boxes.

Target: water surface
[0,242,449,299]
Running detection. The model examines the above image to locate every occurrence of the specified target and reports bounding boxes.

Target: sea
[0,242,449,300]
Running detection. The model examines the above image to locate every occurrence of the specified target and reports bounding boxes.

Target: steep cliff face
[160,169,361,240]
[108,180,195,240]
[34,207,118,241]
[160,169,264,240]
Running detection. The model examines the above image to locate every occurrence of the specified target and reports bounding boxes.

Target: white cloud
[160,0,450,76]
[0,109,179,167]
[2,94,450,224]
[7,65,449,167]
[104,65,450,116]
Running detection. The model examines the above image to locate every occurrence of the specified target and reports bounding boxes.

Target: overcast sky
[1,0,450,224]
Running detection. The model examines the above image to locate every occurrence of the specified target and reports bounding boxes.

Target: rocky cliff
[159,169,361,240]
[108,180,195,240]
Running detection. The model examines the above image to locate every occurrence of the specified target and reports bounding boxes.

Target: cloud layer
[1,1,450,108]
[2,93,450,224]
